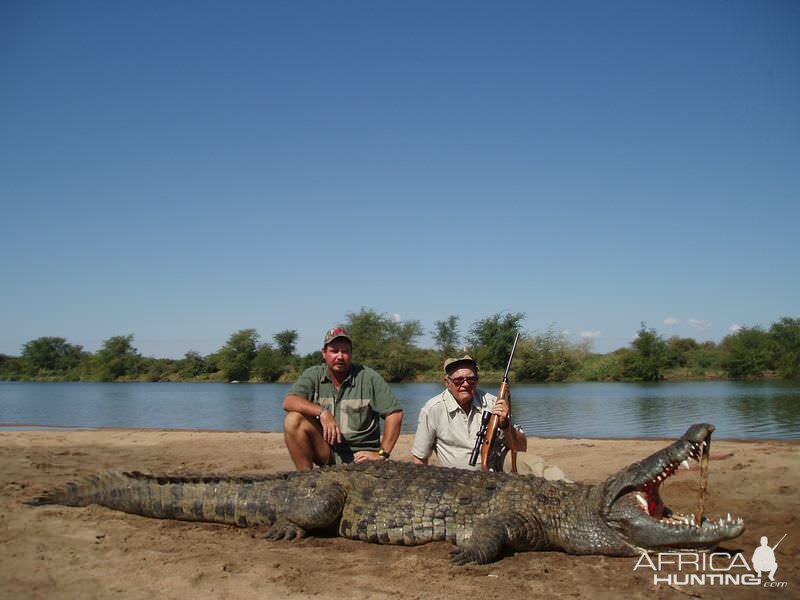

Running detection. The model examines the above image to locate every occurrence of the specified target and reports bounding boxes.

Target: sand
[1,429,797,599]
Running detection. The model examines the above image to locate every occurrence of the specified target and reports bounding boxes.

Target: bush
[720,327,775,379]
[769,317,800,379]
[515,328,585,383]
[572,352,625,381]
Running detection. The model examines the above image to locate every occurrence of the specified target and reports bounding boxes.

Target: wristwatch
[377,448,390,459]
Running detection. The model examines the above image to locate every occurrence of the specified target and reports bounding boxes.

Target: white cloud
[664,317,680,326]
[391,313,401,323]
[729,323,743,333]
[580,330,601,339]
[688,319,711,330]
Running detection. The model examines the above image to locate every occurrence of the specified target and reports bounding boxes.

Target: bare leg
[283,412,331,471]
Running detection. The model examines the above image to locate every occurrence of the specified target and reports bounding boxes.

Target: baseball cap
[324,327,352,347]
[444,355,478,375]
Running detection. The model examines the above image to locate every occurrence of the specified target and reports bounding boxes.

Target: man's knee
[284,411,310,433]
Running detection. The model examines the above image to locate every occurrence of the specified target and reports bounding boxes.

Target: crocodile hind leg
[450,512,546,565]
[265,482,347,540]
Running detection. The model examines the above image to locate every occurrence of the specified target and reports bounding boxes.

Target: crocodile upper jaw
[600,423,745,552]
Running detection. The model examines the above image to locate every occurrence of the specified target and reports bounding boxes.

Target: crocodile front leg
[450,512,546,565]
[265,482,347,540]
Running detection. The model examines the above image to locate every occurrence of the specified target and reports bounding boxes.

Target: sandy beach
[1,429,797,599]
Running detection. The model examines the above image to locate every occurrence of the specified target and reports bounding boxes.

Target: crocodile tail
[27,471,135,507]
[27,471,283,527]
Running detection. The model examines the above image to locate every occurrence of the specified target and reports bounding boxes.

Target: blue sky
[2,1,798,358]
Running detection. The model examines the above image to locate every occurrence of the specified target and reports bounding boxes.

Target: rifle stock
[468,332,520,472]
[479,379,510,470]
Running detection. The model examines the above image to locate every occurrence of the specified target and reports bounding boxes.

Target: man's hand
[353,450,387,463]
[492,395,511,428]
[318,410,342,446]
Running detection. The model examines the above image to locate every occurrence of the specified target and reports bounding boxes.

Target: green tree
[467,312,526,370]
[393,319,423,345]
[273,329,298,358]
[140,357,176,382]
[432,316,460,356]
[664,336,698,369]
[516,327,585,382]
[178,351,211,379]
[343,308,420,363]
[342,308,388,364]
[379,332,430,382]
[218,329,259,382]
[0,354,21,380]
[684,341,722,374]
[252,344,284,382]
[204,351,224,378]
[621,323,667,381]
[94,335,141,381]
[342,308,426,382]
[720,326,775,379]
[768,317,800,379]
[20,336,84,378]
[515,337,548,382]
[299,350,323,371]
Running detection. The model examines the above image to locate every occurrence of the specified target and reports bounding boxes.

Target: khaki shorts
[326,445,356,466]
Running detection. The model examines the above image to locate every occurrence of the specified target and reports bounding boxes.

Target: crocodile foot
[264,518,308,541]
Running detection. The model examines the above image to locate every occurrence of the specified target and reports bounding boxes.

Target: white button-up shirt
[412,388,499,470]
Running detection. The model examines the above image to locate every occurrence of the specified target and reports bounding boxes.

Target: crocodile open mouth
[632,435,741,529]
[606,423,745,549]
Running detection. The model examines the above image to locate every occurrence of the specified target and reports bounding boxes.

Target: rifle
[771,533,787,550]
[469,332,520,472]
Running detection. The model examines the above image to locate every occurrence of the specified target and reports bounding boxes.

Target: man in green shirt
[283,327,404,470]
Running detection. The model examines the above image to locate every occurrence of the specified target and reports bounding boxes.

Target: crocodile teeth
[680,460,690,470]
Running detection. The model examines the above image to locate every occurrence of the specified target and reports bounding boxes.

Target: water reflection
[0,380,797,439]
[506,381,800,439]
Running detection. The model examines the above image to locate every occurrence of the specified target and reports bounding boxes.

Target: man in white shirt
[411,355,526,470]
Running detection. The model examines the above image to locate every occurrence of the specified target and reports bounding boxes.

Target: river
[1,380,798,439]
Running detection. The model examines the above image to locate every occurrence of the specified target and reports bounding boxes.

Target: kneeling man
[283,327,403,471]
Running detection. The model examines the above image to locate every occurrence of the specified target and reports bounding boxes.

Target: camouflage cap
[323,327,352,347]
[444,354,478,375]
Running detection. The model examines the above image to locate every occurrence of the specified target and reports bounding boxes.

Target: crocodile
[29,423,743,564]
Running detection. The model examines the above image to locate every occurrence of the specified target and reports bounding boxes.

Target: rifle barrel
[502,332,520,381]
[772,533,787,550]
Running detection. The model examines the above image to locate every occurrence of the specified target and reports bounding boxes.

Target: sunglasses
[448,376,478,386]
